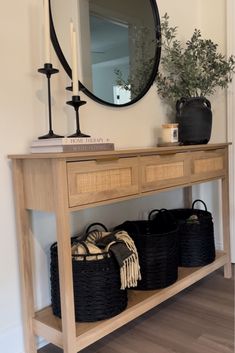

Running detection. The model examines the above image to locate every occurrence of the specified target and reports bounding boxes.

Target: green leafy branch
[156,13,235,103]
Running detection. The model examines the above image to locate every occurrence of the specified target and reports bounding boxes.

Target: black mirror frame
[49,0,161,107]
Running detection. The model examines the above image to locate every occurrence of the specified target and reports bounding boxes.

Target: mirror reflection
[50,0,161,106]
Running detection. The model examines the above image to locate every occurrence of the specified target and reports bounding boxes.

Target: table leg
[12,160,37,353]
[221,149,232,278]
[52,160,77,353]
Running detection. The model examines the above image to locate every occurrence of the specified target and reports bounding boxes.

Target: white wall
[227,0,235,262]
[0,1,229,353]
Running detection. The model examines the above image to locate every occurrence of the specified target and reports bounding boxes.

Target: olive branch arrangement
[156,13,235,103]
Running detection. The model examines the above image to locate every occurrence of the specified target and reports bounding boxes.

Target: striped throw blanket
[72,229,141,290]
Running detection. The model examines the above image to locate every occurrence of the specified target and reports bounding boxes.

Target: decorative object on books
[38,63,63,139]
[155,13,235,145]
[66,23,90,137]
[114,209,179,290]
[38,0,63,139]
[50,223,130,322]
[170,200,215,267]
[66,95,90,137]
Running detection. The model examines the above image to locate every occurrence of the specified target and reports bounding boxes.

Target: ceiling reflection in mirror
[50,0,161,106]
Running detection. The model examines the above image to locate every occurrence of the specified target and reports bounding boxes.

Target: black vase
[176,97,212,145]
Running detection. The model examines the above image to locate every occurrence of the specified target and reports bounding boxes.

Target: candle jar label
[162,124,179,143]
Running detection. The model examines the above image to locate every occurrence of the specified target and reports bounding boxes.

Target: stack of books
[30,137,115,153]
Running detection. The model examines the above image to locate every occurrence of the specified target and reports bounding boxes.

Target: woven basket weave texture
[170,200,215,267]
[50,242,128,322]
[115,211,179,290]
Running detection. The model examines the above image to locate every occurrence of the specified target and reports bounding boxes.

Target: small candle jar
[161,123,179,144]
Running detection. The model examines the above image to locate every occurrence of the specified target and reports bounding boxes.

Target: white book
[31,137,111,146]
[30,143,115,153]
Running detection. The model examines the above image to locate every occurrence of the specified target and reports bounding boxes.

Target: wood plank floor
[38,267,234,353]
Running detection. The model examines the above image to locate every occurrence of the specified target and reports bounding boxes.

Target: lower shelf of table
[33,251,228,351]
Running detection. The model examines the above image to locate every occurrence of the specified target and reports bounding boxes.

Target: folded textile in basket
[72,230,141,289]
[71,241,104,261]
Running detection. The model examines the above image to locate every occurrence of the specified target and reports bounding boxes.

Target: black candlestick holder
[66,95,90,137]
[38,63,63,139]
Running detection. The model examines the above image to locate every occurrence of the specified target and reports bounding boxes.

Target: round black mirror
[50,0,161,107]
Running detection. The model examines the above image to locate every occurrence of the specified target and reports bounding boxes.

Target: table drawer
[191,149,226,181]
[140,153,190,192]
[67,157,139,207]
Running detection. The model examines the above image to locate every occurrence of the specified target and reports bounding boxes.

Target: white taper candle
[70,20,74,53]
[70,21,74,87]
[71,29,79,95]
[44,0,51,63]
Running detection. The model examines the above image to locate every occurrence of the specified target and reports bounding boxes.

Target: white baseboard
[0,324,48,353]
[215,241,223,251]
[0,324,24,353]
[37,337,48,349]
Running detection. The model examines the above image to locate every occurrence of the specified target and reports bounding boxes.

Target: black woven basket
[50,223,128,322]
[170,200,216,267]
[115,209,179,290]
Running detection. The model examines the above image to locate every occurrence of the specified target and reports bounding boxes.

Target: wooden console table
[9,143,231,353]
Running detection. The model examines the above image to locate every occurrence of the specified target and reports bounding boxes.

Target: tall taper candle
[44,0,51,63]
[72,29,79,95]
[70,21,74,87]
[70,21,74,53]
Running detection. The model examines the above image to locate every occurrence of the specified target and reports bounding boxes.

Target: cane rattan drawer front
[67,157,139,207]
[191,149,226,181]
[140,153,190,192]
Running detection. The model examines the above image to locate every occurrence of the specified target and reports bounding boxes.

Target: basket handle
[85,222,108,234]
[148,209,160,220]
[192,199,207,211]
[115,221,141,236]
[50,233,85,250]
[50,242,57,251]
[153,208,177,225]
[71,241,109,259]
[149,208,176,222]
